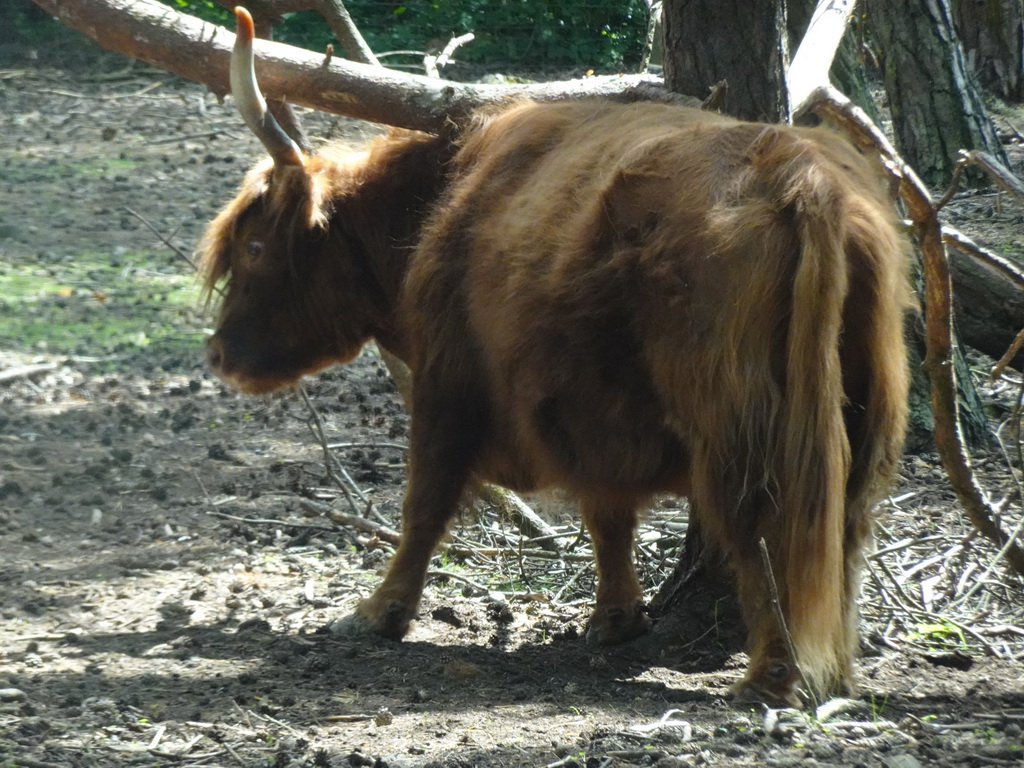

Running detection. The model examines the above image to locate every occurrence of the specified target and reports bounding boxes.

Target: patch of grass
[905,619,968,651]
[0,250,206,372]
[68,156,142,179]
[0,152,142,184]
[868,693,889,722]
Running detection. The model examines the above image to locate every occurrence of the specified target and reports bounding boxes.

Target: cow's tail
[761,128,906,700]
[777,146,851,699]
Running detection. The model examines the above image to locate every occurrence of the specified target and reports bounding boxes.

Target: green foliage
[0,249,203,372]
[0,148,204,373]
[349,0,648,70]
[2,0,76,45]
[159,0,648,71]
[905,620,969,650]
[167,0,232,24]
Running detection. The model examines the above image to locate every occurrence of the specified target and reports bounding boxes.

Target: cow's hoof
[585,601,651,646]
[328,612,378,640]
[732,663,804,710]
[356,595,415,639]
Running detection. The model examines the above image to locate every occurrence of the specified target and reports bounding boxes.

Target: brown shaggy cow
[203,8,909,708]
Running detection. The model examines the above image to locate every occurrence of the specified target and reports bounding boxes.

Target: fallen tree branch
[0,363,58,384]
[298,497,586,563]
[810,84,1024,578]
[32,0,677,133]
[476,484,563,553]
[940,224,1024,378]
[299,381,395,529]
[298,498,401,544]
[298,382,363,516]
[374,343,559,553]
[941,225,1024,293]
[991,326,1024,381]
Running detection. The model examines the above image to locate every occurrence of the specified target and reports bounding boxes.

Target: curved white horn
[231,7,303,167]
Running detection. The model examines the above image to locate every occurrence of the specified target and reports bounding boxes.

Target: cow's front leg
[357,396,479,639]
[581,492,650,645]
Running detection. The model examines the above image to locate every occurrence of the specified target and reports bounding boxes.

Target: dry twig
[758,538,805,702]
[936,149,1024,211]
[371,343,558,553]
[0,363,57,384]
[123,206,197,272]
[298,498,400,544]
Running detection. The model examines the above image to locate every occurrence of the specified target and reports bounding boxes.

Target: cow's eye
[246,240,265,261]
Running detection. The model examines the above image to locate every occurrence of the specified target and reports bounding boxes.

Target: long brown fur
[202,100,910,707]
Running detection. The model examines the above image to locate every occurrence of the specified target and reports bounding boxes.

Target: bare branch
[298,383,364,516]
[424,32,475,78]
[477,485,563,554]
[299,498,401,545]
[214,0,380,65]
[123,206,197,272]
[317,0,380,66]
[810,84,1024,578]
[964,150,1024,205]
[758,538,806,706]
[373,343,559,553]
[991,325,1024,381]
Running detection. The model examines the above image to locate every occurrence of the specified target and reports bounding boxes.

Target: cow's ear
[305,167,334,230]
[264,164,332,231]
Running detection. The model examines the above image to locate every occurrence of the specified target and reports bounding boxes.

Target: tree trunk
[905,312,992,454]
[662,0,791,121]
[866,0,1008,188]
[953,0,1024,102]
[654,0,793,642]
[647,514,745,661]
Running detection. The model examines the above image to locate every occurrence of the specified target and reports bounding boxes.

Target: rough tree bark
[866,0,1008,187]
[661,0,791,121]
[953,0,1024,102]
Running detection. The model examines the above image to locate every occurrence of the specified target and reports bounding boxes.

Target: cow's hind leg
[728,545,807,709]
[694,494,807,709]
[581,492,651,645]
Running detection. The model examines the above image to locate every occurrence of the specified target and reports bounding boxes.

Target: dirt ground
[2,48,1024,768]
